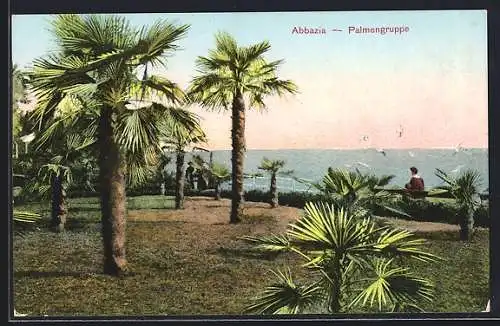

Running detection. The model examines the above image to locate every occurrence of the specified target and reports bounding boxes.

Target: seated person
[405,166,425,191]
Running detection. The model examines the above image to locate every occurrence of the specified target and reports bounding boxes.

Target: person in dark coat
[405,166,425,191]
[186,162,195,189]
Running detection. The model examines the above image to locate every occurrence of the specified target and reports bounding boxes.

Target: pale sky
[11,11,488,150]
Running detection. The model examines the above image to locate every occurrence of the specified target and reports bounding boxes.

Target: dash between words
[291,25,410,35]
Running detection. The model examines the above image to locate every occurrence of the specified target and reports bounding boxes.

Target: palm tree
[434,168,482,241]
[188,32,298,223]
[28,14,195,276]
[210,162,231,200]
[242,201,439,314]
[190,154,212,191]
[257,157,293,208]
[161,111,206,209]
[27,108,96,232]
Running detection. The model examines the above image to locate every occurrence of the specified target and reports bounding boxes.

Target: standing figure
[186,162,195,190]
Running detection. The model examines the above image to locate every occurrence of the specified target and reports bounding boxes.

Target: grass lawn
[12,196,490,316]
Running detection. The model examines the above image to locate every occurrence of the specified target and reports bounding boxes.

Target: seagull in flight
[376,148,387,157]
[356,161,370,168]
[453,142,463,155]
[408,151,415,157]
[360,135,369,142]
[396,125,404,138]
[452,142,471,156]
[451,165,464,174]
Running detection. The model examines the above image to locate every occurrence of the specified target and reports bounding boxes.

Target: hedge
[15,186,490,228]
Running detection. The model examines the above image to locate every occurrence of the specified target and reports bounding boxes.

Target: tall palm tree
[242,201,439,314]
[161,110,206,209]
[210,162,231,200]
[188,32,298,223]
[257,157,293,208]
[28,14,195,276]
[434,168,482,241]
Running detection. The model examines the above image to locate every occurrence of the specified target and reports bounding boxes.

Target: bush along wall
[373,198,490,228]
[217,189,334,208]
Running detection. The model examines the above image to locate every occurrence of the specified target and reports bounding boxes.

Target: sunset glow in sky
[11,11,488,150]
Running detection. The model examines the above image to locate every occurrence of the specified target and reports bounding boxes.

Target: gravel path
[127,196,468,233]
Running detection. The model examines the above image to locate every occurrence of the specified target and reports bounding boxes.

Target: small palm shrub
[242,201,439,314]
[434,168,483,240]
[257,157,294,208]
[210,162,231,200]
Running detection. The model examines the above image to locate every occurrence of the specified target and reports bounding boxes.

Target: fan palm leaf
[244,268,323,314]
[244,201,438,314]
[349,258,434,311]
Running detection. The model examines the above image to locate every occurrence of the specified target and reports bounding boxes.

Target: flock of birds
[348,124,471,174]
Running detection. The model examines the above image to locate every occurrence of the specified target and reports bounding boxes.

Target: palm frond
[187,73,234,110]
[239,40,272,71]
[372,228,441,263]
[349,258,434,312]
[140,75,187,105]
[134,20,190,67]
[13,210,42,224]
[210,162,231,181]
[125,146,158,186]
[116,106,161,153]
[50,14,135,55]
[258,157,286,173]
[244,268,323,314]
[188,31,297,112]
[241,233,291,252]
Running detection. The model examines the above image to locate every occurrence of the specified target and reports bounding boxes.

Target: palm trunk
[459,206,474,241]
[51,174,67,232]
[99,107,127,276]
[329,260,342,313]
[175,151,185,209]
[230,91,246,223]
[270,172,278,208]
[215,181,221,200]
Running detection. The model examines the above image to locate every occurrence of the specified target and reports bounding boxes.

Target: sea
[174,148,489,193]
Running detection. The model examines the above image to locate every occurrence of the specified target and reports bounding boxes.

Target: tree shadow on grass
[68,207,102,212]
[204,204,227,208]
[65,220,100,233]
[414,229,489,242]
[14,270,99,278]
[215,246,280,261]
[413,231,460,241]
[14,270,139,279]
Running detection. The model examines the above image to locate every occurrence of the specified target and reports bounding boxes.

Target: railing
[377,187,489,201]
[220,175,313,193]
[220,176,490,201]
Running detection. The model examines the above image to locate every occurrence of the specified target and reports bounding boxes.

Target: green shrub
[474,204,490,227]
[217,189,332,208]
[373,197,490,228]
